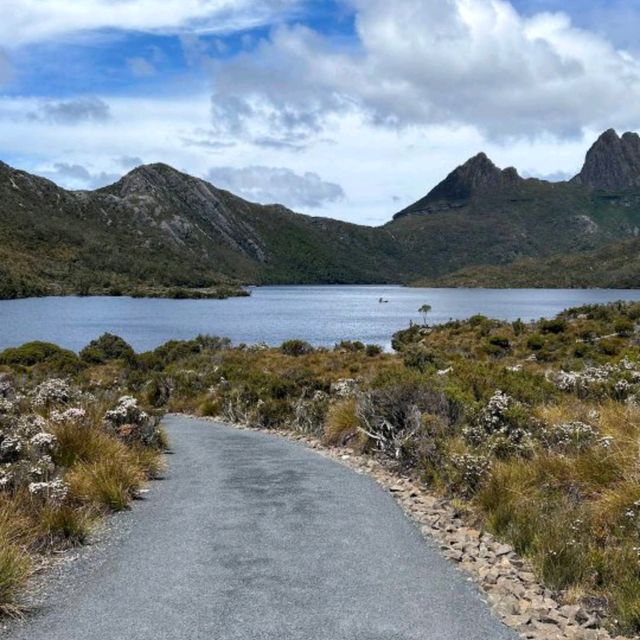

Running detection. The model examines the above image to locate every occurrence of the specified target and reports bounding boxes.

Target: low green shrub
[0,342,80,372]
[80,333,135,364]
[280,339,314,357]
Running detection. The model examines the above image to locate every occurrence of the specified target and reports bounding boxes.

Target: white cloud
[117,155,144,169]
[206,165,345,208]
[522,169,576,182]
[2,1,639,225]
[209,0,640,140]
[0,0,301,47]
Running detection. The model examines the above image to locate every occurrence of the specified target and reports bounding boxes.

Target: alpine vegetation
[5,303,640,634]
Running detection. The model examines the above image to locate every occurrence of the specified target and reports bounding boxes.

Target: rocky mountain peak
[572,129,640,191]
[394,152,522,218]
[107,163,195,196]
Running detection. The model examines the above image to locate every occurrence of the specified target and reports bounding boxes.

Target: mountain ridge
[2,128,640,298]
[394,128,640,220]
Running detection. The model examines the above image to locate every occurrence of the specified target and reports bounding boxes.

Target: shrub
[615,319,635,337]
[469,314,489,327]
[357,382,461,463]
[448,453,492,496]
[80,333,135,364]
[527,334,544,351]
[0,342,80,373]
[403,345,441,373]
[144,375,172,407]
[280,339,314,357]
[365,344,383,357]
[599,337,623,356]
[540,319,567,335]
[464,391,536,459]
[511,319,526,335]
[252,397,292,429]
[335,340,365,352]
[488,334,510,350]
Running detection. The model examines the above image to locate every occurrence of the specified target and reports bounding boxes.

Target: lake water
[1,285,640,353]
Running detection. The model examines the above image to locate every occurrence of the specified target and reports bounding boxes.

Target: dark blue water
[1,286,640,352]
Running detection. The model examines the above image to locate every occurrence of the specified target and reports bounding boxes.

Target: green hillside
[411,237,640,289]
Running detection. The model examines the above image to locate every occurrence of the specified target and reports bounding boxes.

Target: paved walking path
[7,416,516,639]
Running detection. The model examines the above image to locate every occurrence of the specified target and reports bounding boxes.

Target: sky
[1,0,640,225]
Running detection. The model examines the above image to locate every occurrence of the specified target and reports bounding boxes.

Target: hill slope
[411,237,640,289]
[0,162,405,298]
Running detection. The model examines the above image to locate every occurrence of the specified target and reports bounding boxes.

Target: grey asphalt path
[7,416,516,640]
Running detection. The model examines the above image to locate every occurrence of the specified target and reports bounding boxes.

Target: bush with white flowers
[103,395,160,445]
[32,378,76,408]
[0,409,60,492]
[464,390,536,459]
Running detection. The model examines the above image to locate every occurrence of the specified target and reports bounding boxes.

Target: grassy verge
[0,357,166,615]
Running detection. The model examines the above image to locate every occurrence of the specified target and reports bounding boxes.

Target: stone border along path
[194,416,633,640]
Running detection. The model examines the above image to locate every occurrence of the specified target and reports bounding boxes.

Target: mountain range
[1,128,639,299]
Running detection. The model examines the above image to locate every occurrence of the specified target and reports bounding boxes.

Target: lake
[1,285,640,353]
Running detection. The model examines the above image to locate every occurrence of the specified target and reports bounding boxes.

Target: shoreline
[2,283,640,306]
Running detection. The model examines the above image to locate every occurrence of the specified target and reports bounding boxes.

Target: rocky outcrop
[394,153,523,218]
[96,163,269,263]
[572,129,640,191]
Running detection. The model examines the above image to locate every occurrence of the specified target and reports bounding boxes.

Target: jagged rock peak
[105,162,208,197]
[572,129,640,191]
[435,152,522,197]
[394,152,522,218]
[122,162,188,184]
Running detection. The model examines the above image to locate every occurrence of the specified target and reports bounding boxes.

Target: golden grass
[0,494,37,615]
[155,426,170,451]
[51,421,117,468]
[323,398,361,446]
[198,397,222,418]
[0,544,30,617]
[130,445,166,479]
[67,454,146,512]
[476,437,640,631]
[37,505,95,547]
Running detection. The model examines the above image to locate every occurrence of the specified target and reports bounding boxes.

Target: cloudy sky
[1,0,640,225]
